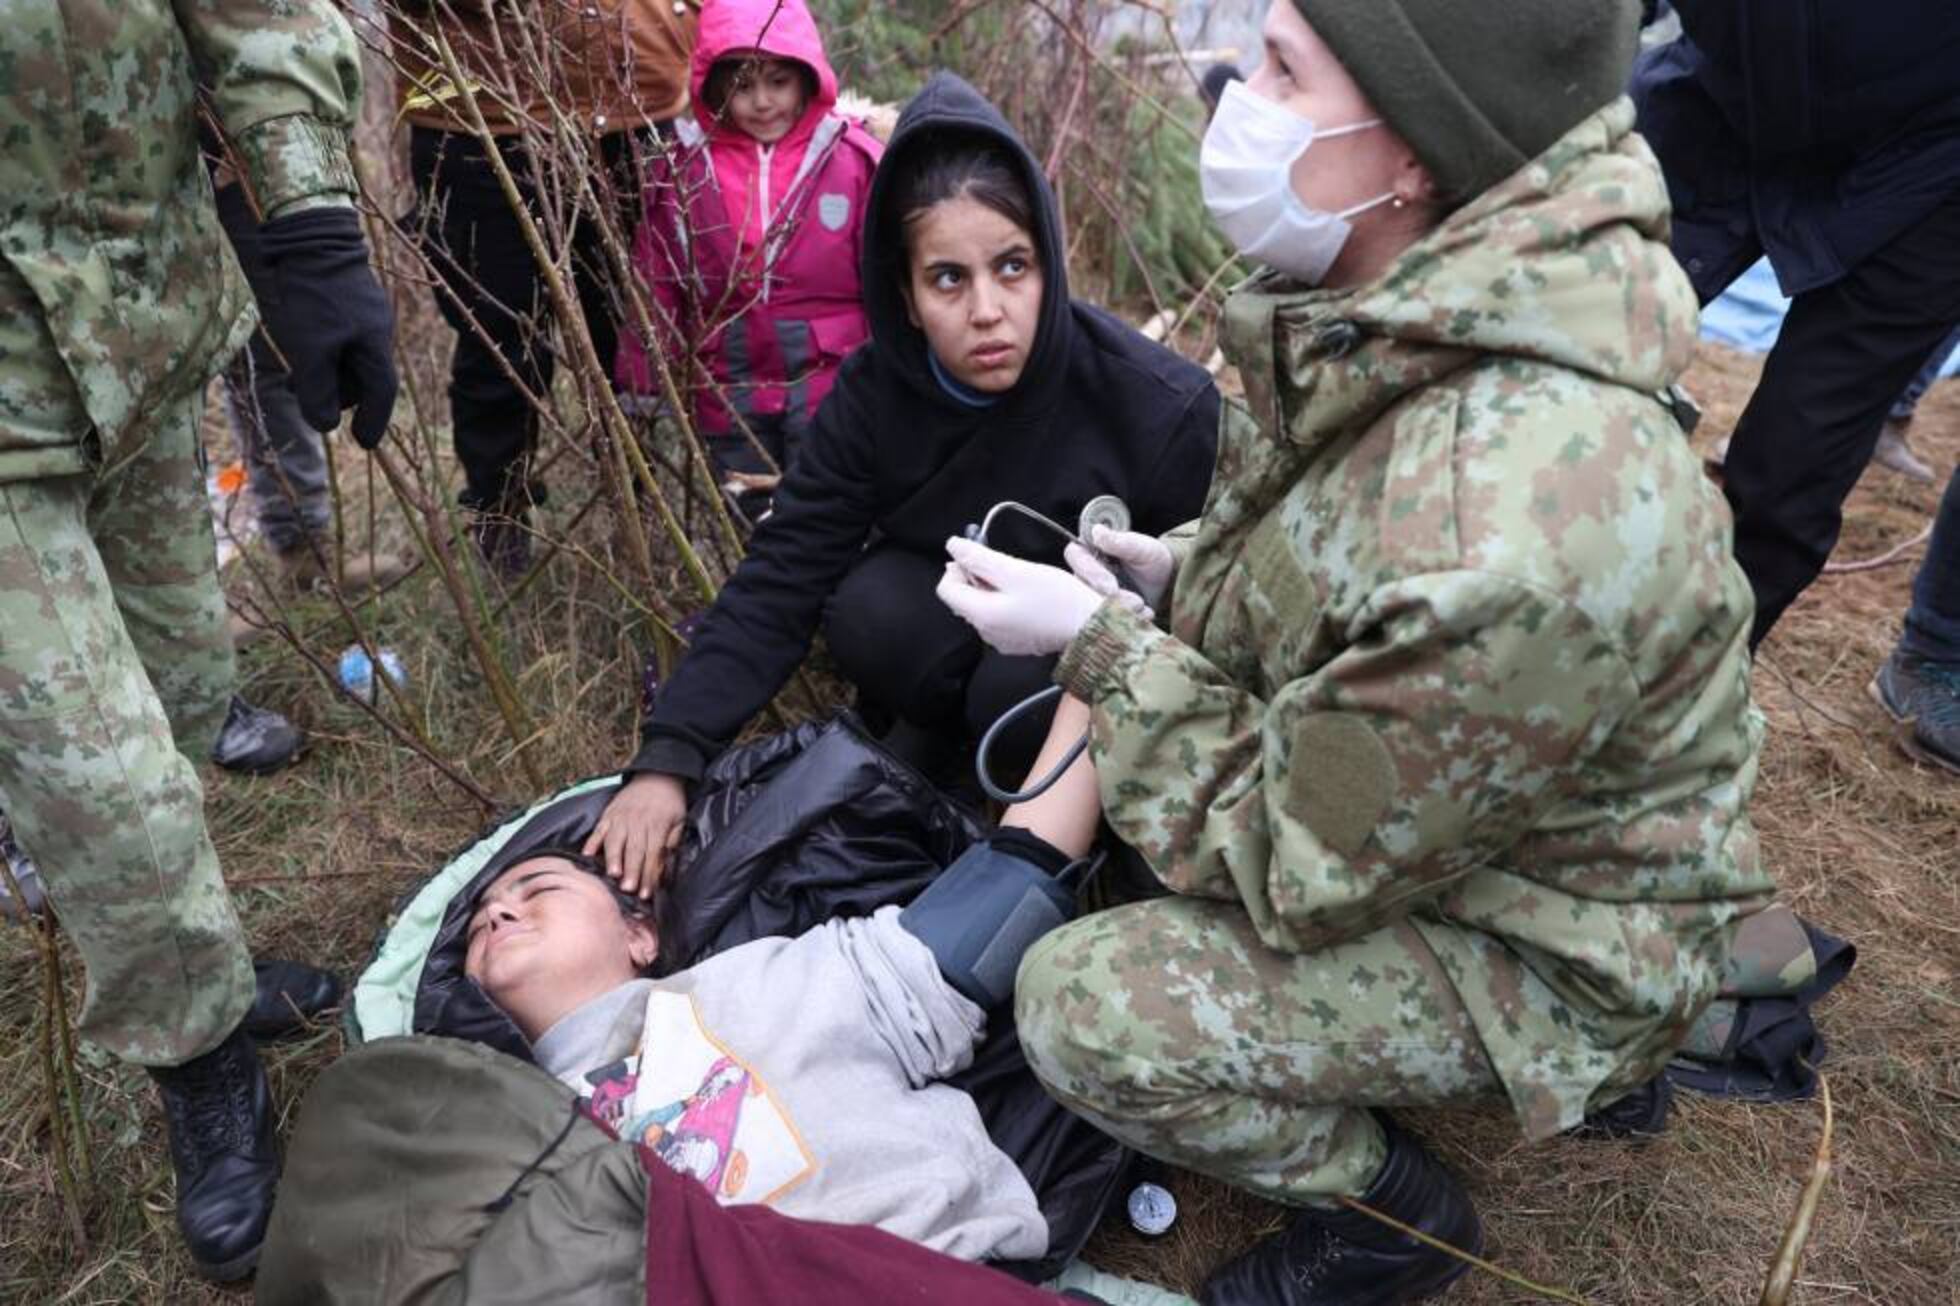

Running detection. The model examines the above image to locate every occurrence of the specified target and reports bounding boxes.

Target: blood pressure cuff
[900,833,1079,1010]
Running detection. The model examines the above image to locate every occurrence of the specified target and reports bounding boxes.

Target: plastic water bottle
[1126,1180,1178,1237]
[337,645,406,703]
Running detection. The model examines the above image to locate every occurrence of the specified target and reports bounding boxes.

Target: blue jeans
[1891,324,1960,423]
[1901,465,1960,663]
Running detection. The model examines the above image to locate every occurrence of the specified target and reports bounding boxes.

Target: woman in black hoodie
[586,71,1219,891]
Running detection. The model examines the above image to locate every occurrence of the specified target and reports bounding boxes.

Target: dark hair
[703,54,819,119]
[492,845,680,976]
[890,133,1036,252]
[1200,62,1242,110]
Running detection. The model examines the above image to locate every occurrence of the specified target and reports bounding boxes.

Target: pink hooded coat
[616,0,882,440]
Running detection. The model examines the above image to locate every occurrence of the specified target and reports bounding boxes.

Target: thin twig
[1822,522,1932,574]
[3,855,92,1251]
[1335,1193,1593,1305]
[1760,1073,1835,1306]
[228,867,410,887]
[45,919,93,1186]
[1020,0,1201,143]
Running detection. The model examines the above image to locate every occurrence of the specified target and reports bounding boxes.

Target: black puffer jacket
[631,70,1219,779]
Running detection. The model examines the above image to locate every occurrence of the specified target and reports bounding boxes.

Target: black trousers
[1720,184,1960,646]
[409,127,647,512]
[823,543,1058,781]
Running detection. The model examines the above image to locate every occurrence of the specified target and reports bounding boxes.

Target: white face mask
[1200,79,1394,284]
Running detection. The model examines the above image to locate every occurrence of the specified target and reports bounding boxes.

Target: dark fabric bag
[383,712,1131,1279]
[1665,918,1857,1102]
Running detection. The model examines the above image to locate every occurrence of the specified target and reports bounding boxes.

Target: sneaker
[148,1026,279,1280]
[227,545,414,651]
[1873,419,1937,484]
[0,812,48,922]
[1869,650,1960,774]
[277,543,414,595]
[210,695,304,776]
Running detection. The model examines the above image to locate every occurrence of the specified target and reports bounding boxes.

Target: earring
[1391,196,1407,210]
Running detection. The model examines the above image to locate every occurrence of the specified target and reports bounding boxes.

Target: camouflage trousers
[1015,896,1503,1204]
[0,399,253,1066]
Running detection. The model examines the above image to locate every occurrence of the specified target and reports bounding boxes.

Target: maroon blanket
[641,1142,1069,1305]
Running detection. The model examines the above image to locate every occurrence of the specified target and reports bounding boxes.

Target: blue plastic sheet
[1701,259,1960,378]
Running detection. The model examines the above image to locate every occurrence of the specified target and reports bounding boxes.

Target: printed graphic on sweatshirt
[619,990,815,1205]
[817,191,851,231]
[580,1057,641,1131]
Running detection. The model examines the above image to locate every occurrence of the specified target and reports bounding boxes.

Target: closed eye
[467,878,563,938]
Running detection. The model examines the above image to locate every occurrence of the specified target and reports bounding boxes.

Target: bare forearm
[999,693,1099,859]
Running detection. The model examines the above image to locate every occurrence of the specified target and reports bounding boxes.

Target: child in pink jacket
[616,0,881,492]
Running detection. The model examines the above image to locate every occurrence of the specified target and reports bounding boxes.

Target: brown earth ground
[2,341,1956,1304]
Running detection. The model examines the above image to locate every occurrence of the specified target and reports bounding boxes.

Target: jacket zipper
[756,141,774,303]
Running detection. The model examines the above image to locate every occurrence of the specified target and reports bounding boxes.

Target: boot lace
[163,1047,254,1178]
[1285,1217,1345,1286]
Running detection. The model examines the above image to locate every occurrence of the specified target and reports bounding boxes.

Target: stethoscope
[960,496,1137,804]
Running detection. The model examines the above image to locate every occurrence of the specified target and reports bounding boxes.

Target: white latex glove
[1063,542,1156,621]
[1085,525,1177,611]
[939,537,1120,656]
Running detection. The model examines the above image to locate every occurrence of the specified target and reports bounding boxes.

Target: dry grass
[3,344,1958,1304]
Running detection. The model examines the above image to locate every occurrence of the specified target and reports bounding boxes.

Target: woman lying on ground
[587,69,1220,896]
[260,696,1113,1297]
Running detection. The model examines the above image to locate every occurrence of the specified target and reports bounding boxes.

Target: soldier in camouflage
[939,3,1778,1303]
[0,0,395,1280]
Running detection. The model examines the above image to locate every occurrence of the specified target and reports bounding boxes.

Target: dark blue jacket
[1632,0,1960,300]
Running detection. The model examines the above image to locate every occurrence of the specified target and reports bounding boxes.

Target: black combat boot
[1572,1075,1672,1140]
[465,472,543,584]
[468,505,533,582]
[1201,1119,1481,1306]
[242,959,343,1041]
[147,1026,280,1281]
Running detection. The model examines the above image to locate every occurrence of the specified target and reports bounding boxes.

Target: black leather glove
[258,206,398,449]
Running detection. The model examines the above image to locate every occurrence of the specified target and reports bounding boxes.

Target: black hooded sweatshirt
[630,71,1220,781]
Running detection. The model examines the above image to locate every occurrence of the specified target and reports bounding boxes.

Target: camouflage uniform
[0,2,362,1066]
[1017,99,1780,1203]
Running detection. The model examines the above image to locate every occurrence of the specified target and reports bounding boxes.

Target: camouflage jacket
[1056,99,1778,1139]
[0,1,363,482]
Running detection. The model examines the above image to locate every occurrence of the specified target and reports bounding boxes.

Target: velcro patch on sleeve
[1286,713,1396,857]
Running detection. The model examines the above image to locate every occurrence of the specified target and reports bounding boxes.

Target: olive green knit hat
[1291,0,1642,201]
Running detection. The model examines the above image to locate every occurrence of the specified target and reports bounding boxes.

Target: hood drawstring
[483,1099,583,1215]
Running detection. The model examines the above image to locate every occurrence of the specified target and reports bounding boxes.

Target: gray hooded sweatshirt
[530,906,1048,1263]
